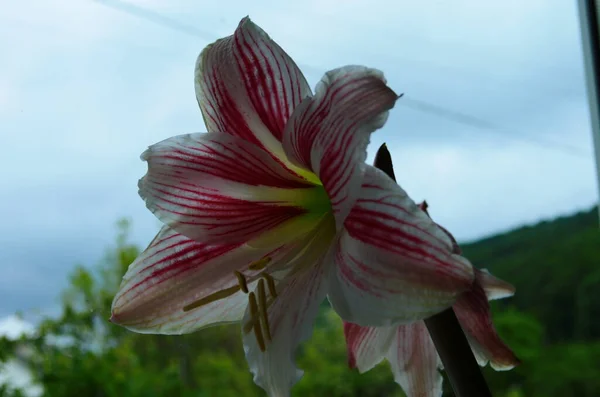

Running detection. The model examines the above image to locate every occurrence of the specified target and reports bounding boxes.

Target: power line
[93,0,215,40]
[400,96,591,158]
[94,0,592,160]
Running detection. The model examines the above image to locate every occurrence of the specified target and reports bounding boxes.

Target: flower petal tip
[478,268,516,300]
[491,355,521,371]
[140,148,151,161]
[108,310,120,325]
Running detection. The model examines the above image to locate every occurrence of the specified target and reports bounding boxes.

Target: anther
[183,285,239,312]
[257,279,272,341]
[249,257,272,271]
[234,270,249,293]
[248,292,266,352]
[261,273,277,298]
[243,318,255,334]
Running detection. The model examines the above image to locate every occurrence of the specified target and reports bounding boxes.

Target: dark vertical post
[577,0,600,223]
[373,143,491,397]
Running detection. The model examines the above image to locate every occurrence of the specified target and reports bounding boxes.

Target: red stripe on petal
[387,322,443,397]
[146,133,311,189]
[111,226,270,334]
[139,133,317,244]
[197,38,265,148]
[232,18,310,140]
[327,166,473,326]
[195,17,312,184]
[283,67,399,228]
[343,322,394,371]
[454,269,520,370]
[343,167,473,286]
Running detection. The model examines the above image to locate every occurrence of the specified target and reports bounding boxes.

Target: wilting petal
[327,165,474,326]
[454,269,520,370]
[479,268,515,300]
[417,201,462,255]
[283,66,399,227]
[387,322,443,397]
[111,226,286,334]
[344,321,442,397]
[242,260,329,397]
[343,322,395,372]
[139,132,323,244]
[417,202,515,300]
[195,17,311,160]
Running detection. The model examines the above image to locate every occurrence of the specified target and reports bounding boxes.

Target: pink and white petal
[454,269,520,370]
[139,132,321,244]
[343,322,396,372]
[195,17,311,155]
[327,165,475,326]
[387,322,443,397]
[242,260,329,397]
[110,226,285,334]
[283,66,400,227]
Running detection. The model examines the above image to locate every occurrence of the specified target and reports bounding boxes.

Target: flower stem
[373,143,491,397]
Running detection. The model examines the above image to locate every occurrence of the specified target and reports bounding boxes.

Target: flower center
[182,213,336,351]
[182,174,335,351]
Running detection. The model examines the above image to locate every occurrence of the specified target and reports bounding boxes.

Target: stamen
[249,256,272,271]
[234,270,249,293]
[262,273,278,298]
[257,279,272,341]
[183,285,239,312]
[243,317,255,334]
[248,292,266,352]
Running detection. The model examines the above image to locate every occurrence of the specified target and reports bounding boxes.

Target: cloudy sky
[1,0,597,321]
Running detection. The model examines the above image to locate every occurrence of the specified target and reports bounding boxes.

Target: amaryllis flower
[344,203,519,397]
[111,17,478,396]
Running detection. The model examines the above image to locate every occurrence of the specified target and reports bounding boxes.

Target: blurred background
[1,0,598,396]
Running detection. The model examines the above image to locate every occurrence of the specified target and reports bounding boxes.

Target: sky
[0,0,598,323]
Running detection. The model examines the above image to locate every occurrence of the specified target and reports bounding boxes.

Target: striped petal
[415,203,518,369]
[418,201,516,302]
[242,260,329,397]
[454,269,520,370]
[110,226,268,334]
[195,17,311,164]
[387,322,443,397]
[344,321,442,397]
[343,273,517,396]
[139,132,323,245]
[327,165,475,326]
[282,66,399,228]
[343,322,395,372]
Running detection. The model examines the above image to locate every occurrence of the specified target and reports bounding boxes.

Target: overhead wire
[93,0,593,160]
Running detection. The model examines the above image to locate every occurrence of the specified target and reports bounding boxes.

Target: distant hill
[461,206,600,342]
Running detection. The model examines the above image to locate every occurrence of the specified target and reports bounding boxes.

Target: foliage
[3,208,600,396]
